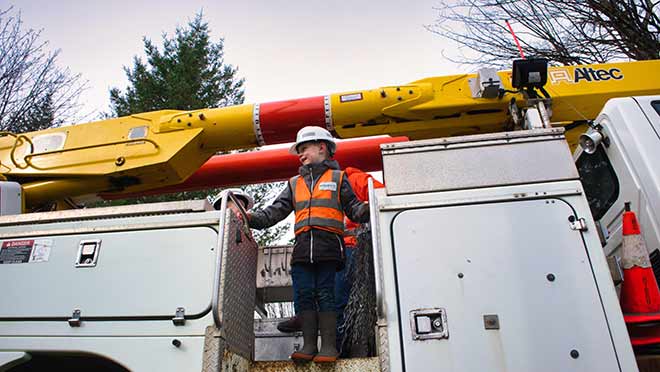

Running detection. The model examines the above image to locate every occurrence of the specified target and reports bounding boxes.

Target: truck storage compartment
[392,198,622,371]
[0,226,217,320]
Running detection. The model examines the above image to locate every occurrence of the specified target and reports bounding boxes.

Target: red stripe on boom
[259,96,326,144]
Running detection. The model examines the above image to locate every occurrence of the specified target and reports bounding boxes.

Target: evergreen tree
[106,13,289,247]
[109,12,244,114]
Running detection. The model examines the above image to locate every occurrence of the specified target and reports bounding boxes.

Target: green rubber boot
[290,311,318,361]
[313,312,338,363]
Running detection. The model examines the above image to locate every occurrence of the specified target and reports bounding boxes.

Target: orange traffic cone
[619,202,660,347]
[620,202,660,322]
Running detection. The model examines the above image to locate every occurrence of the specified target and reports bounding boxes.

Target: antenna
[506,20,525,59]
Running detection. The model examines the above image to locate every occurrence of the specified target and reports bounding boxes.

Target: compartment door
[0,226,217,319]
[392,198,621,372]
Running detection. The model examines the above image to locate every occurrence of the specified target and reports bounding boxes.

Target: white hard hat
[288,126,337,156]
[210,188,254,211]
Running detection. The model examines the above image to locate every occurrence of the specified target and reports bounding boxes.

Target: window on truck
[576,145,620,221]
[652,100,660,117]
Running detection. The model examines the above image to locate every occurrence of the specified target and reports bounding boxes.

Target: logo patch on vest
[319,182,337,191]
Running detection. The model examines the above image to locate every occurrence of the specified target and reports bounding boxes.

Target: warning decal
[0,239,52,264]
[339,93,363,103]
[30,239,53,263]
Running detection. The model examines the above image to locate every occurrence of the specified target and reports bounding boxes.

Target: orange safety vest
[291,169,345,235]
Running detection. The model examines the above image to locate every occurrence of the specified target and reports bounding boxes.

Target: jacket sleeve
[248,183,294,230]
[340,176,370,223]
[348,172,384,202]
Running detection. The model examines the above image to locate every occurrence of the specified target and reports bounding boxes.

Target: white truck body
[373,128,637,372]
[1,96,659,371]
[0,201,259,371]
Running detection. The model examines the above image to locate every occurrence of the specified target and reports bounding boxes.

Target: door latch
[569,217,588,231]
[410,308,448,341]
[75,239,101,267]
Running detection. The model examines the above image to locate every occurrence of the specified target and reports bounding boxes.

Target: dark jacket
[248,159,369,268]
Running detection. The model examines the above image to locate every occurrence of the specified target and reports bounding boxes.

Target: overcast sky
[9,0,465,120]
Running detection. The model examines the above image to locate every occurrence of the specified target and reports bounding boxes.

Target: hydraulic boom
[1,59,658,209]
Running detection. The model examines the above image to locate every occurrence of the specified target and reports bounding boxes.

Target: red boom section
[258,96,327,144]
[102,136,407,199]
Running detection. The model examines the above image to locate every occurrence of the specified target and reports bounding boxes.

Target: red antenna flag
[506,20,526,59]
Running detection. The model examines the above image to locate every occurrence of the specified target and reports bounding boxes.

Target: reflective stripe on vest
[291,169,345,235]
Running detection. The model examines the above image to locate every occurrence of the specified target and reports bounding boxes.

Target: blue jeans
[291,262,336,312]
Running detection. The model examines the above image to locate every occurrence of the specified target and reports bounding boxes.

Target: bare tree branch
[0,7,87,133]
[426,0,659,66]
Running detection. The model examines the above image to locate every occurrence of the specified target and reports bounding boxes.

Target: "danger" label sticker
[0,239,53,264]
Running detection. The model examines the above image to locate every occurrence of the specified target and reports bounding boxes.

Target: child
[247,126,369,363]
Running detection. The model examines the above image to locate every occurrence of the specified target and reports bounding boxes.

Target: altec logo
[550,67,624,84]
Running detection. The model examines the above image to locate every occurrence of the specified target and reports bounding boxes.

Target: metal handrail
[212,194,228,327]
[1,131,30,171]
[368,178,386,320]
[9,134,34,169]
[21,138,160,170]
[211,190,253,327]
[2,132,160,170]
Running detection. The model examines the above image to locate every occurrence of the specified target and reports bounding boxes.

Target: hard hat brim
[289,142,300,155]
[211,189,254,210]
[288,140,336,156]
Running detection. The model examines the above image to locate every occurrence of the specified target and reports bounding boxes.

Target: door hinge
[68,309,81,327]
[570,217,588,231]
[173,307,186,326]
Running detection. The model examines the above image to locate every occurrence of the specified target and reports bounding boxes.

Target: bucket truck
[0,58,659,371]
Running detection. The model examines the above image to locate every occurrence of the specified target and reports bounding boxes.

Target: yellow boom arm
[1,59,658,209]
